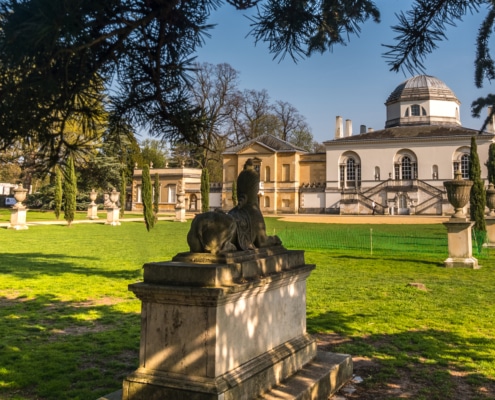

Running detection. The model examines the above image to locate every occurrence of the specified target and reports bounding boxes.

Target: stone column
[9,184,28,230]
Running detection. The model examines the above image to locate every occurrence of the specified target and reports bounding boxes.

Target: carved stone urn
[109,189,120,208]
[487,183,495,216]
[89,189,97,206]
[443,170,473,219]
[13,184,28,208]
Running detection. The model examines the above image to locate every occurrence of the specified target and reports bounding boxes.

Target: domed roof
[386,75,459,104]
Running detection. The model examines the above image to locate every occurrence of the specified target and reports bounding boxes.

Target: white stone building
[323,75,495,215]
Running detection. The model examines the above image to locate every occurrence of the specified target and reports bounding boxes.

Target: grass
[0,217,494,399]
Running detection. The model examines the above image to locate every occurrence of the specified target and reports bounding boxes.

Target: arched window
[411,104,420,116]
[339,154,361,188]
[402,156,412,179]
[460,154,470,179]
[264,196,270,207]
[394,151,418,180]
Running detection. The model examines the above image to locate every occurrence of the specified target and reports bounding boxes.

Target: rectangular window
[282,199,290,208]
[167,185,176,203]
[282,164,290,182]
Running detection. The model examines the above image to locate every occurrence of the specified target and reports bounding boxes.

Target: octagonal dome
[385,75,461,128]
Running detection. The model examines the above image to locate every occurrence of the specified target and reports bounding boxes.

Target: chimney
[335,116,343,139]
[360,125,366,134]
[368,127,374,133]
[345,119,352,137]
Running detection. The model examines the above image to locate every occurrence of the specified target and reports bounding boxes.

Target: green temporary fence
[274,225,489,258]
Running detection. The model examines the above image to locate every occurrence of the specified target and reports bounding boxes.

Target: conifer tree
[231,178,238,207]
[153,173,160,217]
[201,168,209,212]
[142,164,154,231]
[487,143,495,185]
[63,156,77,226]
[54,166,62,219]
[120,170,126,218]
[469,136,486,249]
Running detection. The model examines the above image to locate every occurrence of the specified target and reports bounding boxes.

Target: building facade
[132,75,495,216]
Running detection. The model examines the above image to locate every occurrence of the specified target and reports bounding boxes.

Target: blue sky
[195,1,492,144]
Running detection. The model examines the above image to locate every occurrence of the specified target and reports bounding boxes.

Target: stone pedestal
[87,204,99,220]
[105,207,121,226]
[443,219,478,268]
[9,207,28,230]
[175,206,186,222]
[119,247,352,400]
[485,217,495,247]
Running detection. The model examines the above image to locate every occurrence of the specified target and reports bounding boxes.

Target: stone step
[259,352,352,400]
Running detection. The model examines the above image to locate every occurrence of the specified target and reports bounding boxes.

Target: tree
[140,139,169,169]
[120,170,126,218]
[384,1,495,129]
[0,1,380,162]
[201,168,210,212]
[54,167,63,220]
[142,165,154,232]
[63,156,77,227]
[487,143,495,185]
[469,136,486,250]
[153,173,160,217]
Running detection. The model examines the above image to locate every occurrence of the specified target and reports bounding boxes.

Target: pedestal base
[9,207,28,230]
[87,204,99,220]
[105,208,121,226]
[175,206,186,222]
[443,219,478,268]
[443,257,479,269]
[99,351,352,400]
[114,247,353,400]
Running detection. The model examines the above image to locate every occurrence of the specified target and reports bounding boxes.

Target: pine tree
[142,165,154,231]
[153,173,160,217]
[469,136,486,250]
[231,178,238,207]
[63,156,77,226]
[201,168,209,212]
[487,143,495,185]
[54,166,62,219]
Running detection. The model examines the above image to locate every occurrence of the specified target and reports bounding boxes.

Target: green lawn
[0,219,494,399]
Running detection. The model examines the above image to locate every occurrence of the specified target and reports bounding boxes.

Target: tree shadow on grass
[308,311,495,399]
[0,252,142,280]
[0,293,140,400]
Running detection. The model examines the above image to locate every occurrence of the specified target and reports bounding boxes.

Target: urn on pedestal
[486,183,495,216]
[442,170,478,268]
[9,184,29,230]
[443,170,473,219]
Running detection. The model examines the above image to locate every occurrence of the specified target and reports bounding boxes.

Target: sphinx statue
[187,159,281,254]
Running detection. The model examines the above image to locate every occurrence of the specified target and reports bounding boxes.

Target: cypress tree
[153,173,160,217]
[120,170,126,218]
[54,166,62,219]
[63,156,77,226]
[201,168,209,212]
[142,164,154,231]
[469,136,486,249]
[231,178,238,206]
[487,142,495,185]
